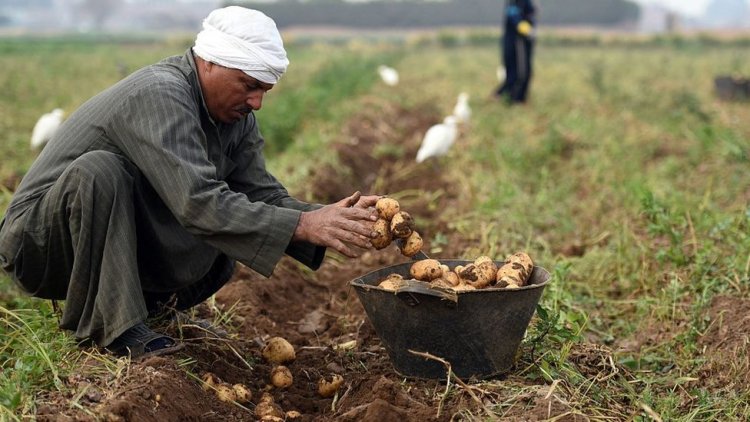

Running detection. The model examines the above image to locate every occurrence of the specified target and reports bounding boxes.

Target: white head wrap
[193,7,288,84]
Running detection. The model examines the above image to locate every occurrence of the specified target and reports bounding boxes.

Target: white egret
[452,92,471,124]
[30,108,64,151]
[416,116,458,164]
[496,66,506,83]
[377,65,399,87]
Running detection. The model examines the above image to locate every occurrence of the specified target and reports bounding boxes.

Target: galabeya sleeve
[108,76,303,277]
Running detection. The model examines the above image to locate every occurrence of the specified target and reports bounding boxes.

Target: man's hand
[293,191,380,258]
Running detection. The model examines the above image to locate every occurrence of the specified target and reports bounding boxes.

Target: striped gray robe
[0,49,324,346]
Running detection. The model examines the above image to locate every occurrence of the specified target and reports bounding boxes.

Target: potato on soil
[262,337,296,364]
[410,259,443,281]
[376,197,400,221]
[399,231,423,257]
[232,384,252,403]
[202,372,221,390]
[286,411,303,419]
[378,273,406,291]
[389,211,415,238]
[370,218,392,249]
[255,392,285,420]
[271,365,293,389]
[215,384,237,403]
[318,374,344,398]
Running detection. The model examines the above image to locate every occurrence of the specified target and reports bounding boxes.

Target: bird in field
[452,92,471,124]
[416,115,458,164]
[377,65,399,86]
[496,66,506,83]
[30,108,64,151]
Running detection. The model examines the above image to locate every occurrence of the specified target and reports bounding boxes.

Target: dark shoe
[106,322,184,358]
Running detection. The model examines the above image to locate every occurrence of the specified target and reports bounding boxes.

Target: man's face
[198,59,274,124]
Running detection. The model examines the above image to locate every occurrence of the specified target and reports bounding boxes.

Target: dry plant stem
[686,211,698,258]
[407,350,493,418]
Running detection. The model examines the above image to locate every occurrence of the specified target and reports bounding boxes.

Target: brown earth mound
[697,295,750,390]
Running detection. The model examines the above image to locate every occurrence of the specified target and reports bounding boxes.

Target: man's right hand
[292,191,379,258]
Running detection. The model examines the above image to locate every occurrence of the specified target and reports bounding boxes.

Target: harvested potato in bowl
[375,252,535,292]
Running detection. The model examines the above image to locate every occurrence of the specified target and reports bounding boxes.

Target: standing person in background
[493,0,537,104]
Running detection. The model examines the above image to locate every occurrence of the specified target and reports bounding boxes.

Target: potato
[457,264,479,282]
[271,365,293,389]
[376,197,400,221]
[459,262,495,289]
[474,256,494,267]
[255,393,285,420]
[410,259,443,281]
[262,337,296,364]
[378,273,405,291]
[232,384,252,403]
[370,218,392,250]
[496,252,534,287]
[215,384,236,403]
[285,411,303,419]
[399,231,423,257]
[318,374,344,398]
[443,271,460,287]
[202,372,220,391]
[389,211,415,238]
[474,258,498,288]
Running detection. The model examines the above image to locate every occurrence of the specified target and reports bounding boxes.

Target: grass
[1,32,750,419]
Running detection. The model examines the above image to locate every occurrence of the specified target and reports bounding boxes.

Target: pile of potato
[378,252,534,291]
[202,336,344,420]
[371,197,423,257]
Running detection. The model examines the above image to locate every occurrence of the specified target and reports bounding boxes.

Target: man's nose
[247,92,264,111]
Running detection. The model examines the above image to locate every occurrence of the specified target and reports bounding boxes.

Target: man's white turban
[193,7,289,84]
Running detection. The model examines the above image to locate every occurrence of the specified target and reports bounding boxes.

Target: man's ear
[203,60,214,73]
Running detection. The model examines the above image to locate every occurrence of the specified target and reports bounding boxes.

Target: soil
[30,97,746,421]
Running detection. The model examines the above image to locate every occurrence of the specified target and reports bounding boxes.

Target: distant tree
[76,0,122,30]
[228,0,640,28]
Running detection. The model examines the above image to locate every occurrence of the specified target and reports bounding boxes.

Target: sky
[633,0,712,17]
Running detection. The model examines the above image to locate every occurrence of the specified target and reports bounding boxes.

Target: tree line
[226,0,641,29]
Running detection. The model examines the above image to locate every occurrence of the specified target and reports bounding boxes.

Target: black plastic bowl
[350,260,550,380]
